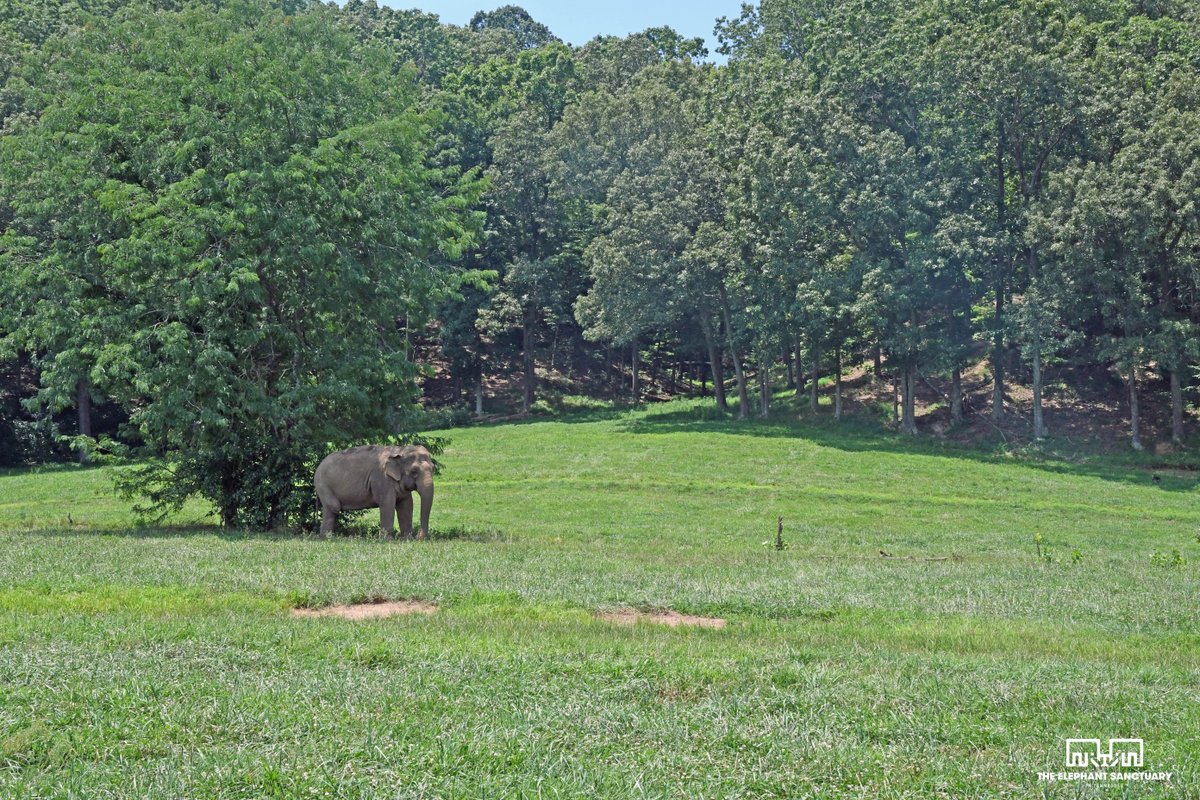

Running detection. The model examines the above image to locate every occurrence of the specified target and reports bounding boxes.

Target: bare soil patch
[291,600,438,620]
[597,608,726,629]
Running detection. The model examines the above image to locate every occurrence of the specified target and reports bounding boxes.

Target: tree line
[1,0,1198,526]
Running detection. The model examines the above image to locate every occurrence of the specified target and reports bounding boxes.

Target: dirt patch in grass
[291,600,438,620]
[597,608,726,629]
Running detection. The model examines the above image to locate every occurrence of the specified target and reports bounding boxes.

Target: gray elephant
[314,445,434,538]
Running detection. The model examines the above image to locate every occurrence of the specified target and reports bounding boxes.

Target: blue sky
[382,1,745,57]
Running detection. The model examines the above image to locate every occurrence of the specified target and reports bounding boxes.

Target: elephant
[314,444,434,539]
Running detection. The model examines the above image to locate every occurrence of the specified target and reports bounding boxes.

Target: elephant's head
[385,445,434,538]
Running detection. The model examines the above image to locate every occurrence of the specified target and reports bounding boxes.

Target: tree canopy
[0,0,482,524]
[2,0,1199,523]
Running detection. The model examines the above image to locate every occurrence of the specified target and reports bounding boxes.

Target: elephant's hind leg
[320,504,338,536]
[316,489,340,536]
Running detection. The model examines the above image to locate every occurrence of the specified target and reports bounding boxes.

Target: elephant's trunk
[416,476,433,540]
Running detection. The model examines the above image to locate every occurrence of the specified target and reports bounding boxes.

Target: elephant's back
[316,445,385,478]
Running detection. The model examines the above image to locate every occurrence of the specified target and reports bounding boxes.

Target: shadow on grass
[467,405,639,429]
[428,525,512,543]
[17,523,303,542]
[20,522,514,544]
[617,403,1200,494]
[0,461,118,478]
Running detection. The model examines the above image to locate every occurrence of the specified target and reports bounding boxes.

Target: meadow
[0,399,1197,798]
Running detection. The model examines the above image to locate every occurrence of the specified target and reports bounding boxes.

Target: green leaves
[0,2,480,526]
[4,0,1200,480]
[555,61,720,346]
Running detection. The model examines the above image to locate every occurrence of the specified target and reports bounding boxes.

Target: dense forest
[2,0,1199,527]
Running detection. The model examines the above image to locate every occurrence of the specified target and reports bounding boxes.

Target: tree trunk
[522,312,535,413]
[76,377,92,464]
[630,340,639,401]
[992,287,1005,420]
[892,375,900,424]
[992,119,1007,422]
[1128,364,1143,451]
[873,346,882,381]
[809,345,820,413]
[950,367,963,425]
[1027,241,1049,439]
[474,373,484,418]
[1032,345,1047,438]
[1157,254,1185,446]
[731,354,749,419]
[834,347,843,421]
[700,316,727,411]
[901,366,918,435]
[219,468,238,528]
[759,356,770,416]
[718,285,749,419]
[794,340,804,398]
[785,345,795,389]
[1171,368,1184,446]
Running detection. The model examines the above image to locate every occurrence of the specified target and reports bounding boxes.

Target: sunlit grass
[0,399,1196,797]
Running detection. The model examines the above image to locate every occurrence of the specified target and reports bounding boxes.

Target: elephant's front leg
[397,493,414,540]
[378,490,397,538]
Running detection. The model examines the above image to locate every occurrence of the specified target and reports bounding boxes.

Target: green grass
[1,399,1197,797]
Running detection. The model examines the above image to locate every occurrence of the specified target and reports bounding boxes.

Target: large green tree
[468,5,559,51]
[0,2,481,526]
[1033,15,1200,449]
[554,61,732,407]
[447,42,580,411]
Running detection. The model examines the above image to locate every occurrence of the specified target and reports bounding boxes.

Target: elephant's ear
[383,453,408,481]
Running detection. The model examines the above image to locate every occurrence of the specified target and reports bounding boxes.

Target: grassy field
[1,399,1197,798]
